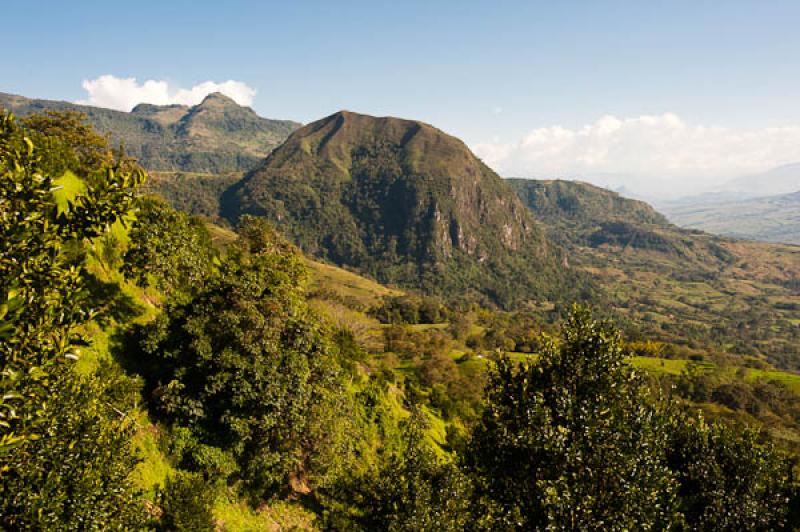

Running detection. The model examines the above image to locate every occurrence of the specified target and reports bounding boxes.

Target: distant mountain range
[661,190,800,245]
[721,162,800,197]
[595,161,800,246]
[0,91,300,173]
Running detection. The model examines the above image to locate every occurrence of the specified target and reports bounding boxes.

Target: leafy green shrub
[322,414,472,531]
[370,295,450,324]
[157,471,216,531]
[666,415,795,530]
[123,195,216,299]
[0,350,147,529]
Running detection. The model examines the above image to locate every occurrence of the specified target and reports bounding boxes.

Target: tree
[467,306,679,530]
[123,196,215,299]
[157,471,216,531]
[22,110,113,174]
[666,414,795,530]
[130,217,347,498]
[0,111,144,454]
[0,364,148,529]
[0,112,147,527]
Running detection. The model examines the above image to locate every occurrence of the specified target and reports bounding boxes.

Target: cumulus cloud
[473,113,800,197]
[77,75,256,111]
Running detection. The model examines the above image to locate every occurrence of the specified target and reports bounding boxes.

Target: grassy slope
[305,257,402,307]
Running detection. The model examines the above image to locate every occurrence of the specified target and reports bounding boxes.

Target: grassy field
[630,356,690,375]
[305,258,402,308]
[744,368,800,394]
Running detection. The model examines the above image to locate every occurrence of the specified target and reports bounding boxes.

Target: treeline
[1,112,799,530]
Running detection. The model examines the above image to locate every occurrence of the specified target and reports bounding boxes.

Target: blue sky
[3,1,800,195]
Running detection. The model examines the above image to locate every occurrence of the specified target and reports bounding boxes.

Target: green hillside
[222,111,589,307]
[0,91,300,173]
[507,178,669,232]
[510,178,800,370]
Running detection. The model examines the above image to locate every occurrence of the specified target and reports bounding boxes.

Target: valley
[661,190,800,245]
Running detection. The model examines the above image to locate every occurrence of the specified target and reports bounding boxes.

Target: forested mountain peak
[0,91,300,173]
[223,110,583,307]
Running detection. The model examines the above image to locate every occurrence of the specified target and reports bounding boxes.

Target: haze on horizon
[3,0,799,199]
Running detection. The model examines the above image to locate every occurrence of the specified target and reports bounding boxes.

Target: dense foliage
[324,414,473,531]
[666,415,795,530]
[464,308,797,530]
[467,308,679,530]
[156,471,216,531]
[0,365,147,529]
[0,112,147,527]
[369,294,451,324]
[123,195,216,299]
[127,217,350,498]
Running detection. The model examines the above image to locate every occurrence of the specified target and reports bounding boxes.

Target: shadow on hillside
[83,272,143,327]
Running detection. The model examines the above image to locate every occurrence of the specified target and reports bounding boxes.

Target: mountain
[0,91,300,173]
[508,179,725,259]
[722,163,800,197]
[222,111,585,307]
[509,178,738,269]
[661,190,800,245]
[508,179,669,242]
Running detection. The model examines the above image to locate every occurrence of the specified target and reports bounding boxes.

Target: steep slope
[510,179,800,369]
[661,190,800,245]
[508,178,735,260]
[0,91,299,173]
[508,179,667,225]
[223,111,584,307]
[508,179,669,244]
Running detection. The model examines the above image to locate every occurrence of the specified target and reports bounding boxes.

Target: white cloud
[77,75,256,111]
[473,113,800,197]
